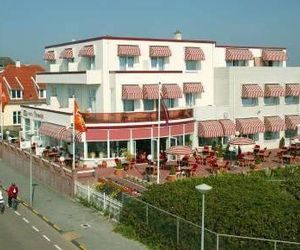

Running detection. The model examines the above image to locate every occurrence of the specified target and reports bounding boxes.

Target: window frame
[143,99,155,111]
[12,111,21,125]
[185,60,200,71]
[185,93,196,107]
[119,56,134,70]
[151,57,165,70]
[241,98,258,106]
[11,90,22,99]
[264,131,280,140]
[264,96,279,106]
[123,100,134,112]
[39,89,46,99]
[285,96,299,105]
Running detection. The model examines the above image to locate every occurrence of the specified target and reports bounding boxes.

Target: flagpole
[72,96,76,171]
[157,82,161,184]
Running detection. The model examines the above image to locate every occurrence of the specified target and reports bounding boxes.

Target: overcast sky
[1,0,299,66]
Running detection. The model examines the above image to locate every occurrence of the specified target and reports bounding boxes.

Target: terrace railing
[81,108,193,124]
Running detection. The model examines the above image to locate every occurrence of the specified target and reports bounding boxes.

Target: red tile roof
[0,64,46,103]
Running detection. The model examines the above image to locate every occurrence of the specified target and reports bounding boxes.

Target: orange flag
[0,82,8,112]
[74,99,87,132]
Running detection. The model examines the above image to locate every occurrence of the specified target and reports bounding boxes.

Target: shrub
[279,137,285,149]
[169,166,176,175]
[117,167,300,249]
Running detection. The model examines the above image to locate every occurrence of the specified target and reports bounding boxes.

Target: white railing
[74,181,122,221]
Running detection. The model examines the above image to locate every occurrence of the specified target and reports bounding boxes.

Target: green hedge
[117,166,300,249]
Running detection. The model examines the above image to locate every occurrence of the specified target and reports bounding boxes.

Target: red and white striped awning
[229,137,255,145]
[236,118,265,134]
[185,47,205,61]
[122,85,143,100]
[242,84,264,98]
[162,84,182,99]
[78,45,94,57]
[118,45,141,56]
[285,84,300,96]
[285,115,300,130]
[39,123,82,142]
[225,48,253,61]
[143,84,159,99]
[166,145,193,155]
[264,116,286,132]
[198,120,224,138]
[219,119,236,136]
[59,48,74,59]
[264,84,285,97]
[183,83,204,93]
[149,46,171,57]
[43,51,55,61]
[262,49,288,61]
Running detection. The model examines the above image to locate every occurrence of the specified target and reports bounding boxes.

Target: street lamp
[195,183,212,250]
[27,132,35,206]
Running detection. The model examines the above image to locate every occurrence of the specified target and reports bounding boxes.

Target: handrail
[82,108,193,124]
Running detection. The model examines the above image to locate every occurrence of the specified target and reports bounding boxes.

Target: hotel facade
[21,34,300,162]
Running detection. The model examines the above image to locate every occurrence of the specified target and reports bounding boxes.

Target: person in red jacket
[7,183,18,207]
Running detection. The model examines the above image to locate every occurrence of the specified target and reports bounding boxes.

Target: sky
[1,0,300,66]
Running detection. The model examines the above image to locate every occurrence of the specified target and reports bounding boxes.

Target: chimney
[174,30,182,40]
[15,60,21,67]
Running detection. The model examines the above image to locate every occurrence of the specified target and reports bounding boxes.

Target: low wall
[0,142,75,197]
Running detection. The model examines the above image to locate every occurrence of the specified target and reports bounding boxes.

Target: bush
[169,166,176,175]
[279,137,285,149]
[117,167,300,249]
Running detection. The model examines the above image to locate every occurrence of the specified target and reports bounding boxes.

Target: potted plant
[254,156,262,171]
[166,165,177,182]
[114,159,125,177]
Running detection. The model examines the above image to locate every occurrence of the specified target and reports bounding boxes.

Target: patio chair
[190,164,198,176]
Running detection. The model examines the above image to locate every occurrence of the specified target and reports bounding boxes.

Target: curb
[0,186,87,250]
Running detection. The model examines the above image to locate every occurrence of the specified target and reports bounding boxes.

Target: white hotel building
[21,34,300,161]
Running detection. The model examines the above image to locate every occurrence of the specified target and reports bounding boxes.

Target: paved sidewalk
[0,159,147,250]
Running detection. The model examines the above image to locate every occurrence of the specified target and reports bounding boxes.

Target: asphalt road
[0,203,77,250]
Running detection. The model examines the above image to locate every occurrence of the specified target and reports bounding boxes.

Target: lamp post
[27,132,34,206]
[195,183,212,250]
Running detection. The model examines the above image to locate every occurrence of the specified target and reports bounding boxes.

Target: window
[285,96,299,105]
[264,131,280,140]
[110,141,129,158]
[226,60,247,66]
[199,137,222,147]
[242,98,258,106]
[87,142,107,158]
[88,88,97,111]
[164,99,176,108]
[151,57,164,70]
[123,100,134,112]
[25,118,31,134]
[144,100,155,111]
[248,133,259,141]
[185,93,196,107]
[285,129,297,138]
[39,89,46,98]
[264,61,282,67]
[34,120,41,135]
[11,90,22,99]
[264,97,279,105]
[119,56,134,70]
[185,60,200,71]
[12,111,21,125]
[51,86,57,96]
[68,87,75,98]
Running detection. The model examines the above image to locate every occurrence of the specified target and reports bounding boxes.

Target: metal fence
[75,182,300,249]
[74,181,122,221]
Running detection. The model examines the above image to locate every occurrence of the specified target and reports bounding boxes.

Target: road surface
[0,203,77,250]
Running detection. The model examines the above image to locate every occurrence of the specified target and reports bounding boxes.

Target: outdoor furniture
[180,166,192,177]
[243,155,255,167]
[282,154,292,164]
[145,165,157,175]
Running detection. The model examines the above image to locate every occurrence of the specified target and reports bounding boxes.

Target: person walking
[7,183,18,208]
[0,191,5,214]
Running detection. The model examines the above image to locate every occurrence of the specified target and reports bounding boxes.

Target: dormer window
[11,89,22,99]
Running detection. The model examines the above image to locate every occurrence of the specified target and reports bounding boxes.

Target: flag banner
[160,95,169,127]
[74,99,87,132]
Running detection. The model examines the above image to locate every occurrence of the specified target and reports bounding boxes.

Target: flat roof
[44,35,286,50]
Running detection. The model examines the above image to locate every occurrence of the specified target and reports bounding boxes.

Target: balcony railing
[82,108,193,124]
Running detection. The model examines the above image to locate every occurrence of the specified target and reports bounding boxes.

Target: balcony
[36,70,102,85]
[82,108,193,124]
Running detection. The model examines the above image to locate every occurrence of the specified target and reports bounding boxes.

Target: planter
[166,174,177,182]
[254,163,262,171]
